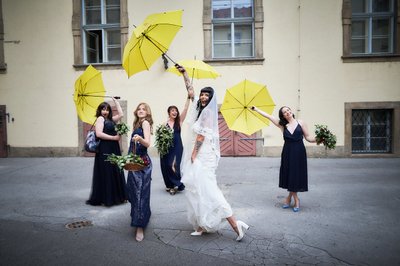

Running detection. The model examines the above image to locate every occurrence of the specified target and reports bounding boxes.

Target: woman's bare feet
[136,227,144,242]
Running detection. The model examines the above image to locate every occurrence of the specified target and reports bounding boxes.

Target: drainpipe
[297,0,301,118]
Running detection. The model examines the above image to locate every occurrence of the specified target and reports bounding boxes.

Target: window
[345,102,400,157]
[72,0,128,68]
[351,0,395,55]
[203,0,264,64]
[342,0,400,61]
[212,0,254,58]
[82,0,121,63]
[352,109,392,153]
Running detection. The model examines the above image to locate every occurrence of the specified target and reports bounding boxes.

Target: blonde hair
[133,102,154,134]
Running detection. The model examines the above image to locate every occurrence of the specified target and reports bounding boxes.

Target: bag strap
[90,117,106,130]
[132,141,137,155]
[89,119,97,131]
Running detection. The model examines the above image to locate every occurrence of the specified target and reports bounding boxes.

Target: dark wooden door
[0,105,8,157]
[218,112,257,157]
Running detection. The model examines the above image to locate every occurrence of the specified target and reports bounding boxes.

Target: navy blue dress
[279,123,308,192]
[126,126,152,228]
[160,122,185,191]
[87,119,128,206]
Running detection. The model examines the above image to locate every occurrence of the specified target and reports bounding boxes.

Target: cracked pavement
[0,157,399,265]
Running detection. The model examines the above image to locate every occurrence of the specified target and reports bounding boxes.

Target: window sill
[204,57,264,66]
[73,63,122,71]
[342,54,400,63]
[349,152,399,158]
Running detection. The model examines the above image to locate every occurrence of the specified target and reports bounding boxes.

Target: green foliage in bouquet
[106,153,145,170]
[115,122,130,136]
[154,124,174,157]
[315,124,337,150]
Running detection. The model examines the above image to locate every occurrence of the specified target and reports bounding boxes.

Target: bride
[176,64,249,241]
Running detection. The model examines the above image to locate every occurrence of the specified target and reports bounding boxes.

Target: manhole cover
[65,220,93,229]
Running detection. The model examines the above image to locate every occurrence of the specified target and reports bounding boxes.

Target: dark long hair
[278,106,295,127]
[167,105,181,130]
[196,87,214,120]
[95,102,112,120]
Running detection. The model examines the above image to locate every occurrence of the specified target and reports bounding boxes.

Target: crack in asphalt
[153,228,353,265]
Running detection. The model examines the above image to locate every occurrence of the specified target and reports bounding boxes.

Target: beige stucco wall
[0,0,399,157]
[1,0,76,147]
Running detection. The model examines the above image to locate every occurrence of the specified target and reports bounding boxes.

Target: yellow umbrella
[122,10,183,78]
[73,65,106,125]
[220,79,275,136]
[167,59,221,81]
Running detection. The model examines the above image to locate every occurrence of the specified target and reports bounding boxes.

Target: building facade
[0,0,399,158]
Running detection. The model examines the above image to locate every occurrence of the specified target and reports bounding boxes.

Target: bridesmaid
[86,98,128,207]
[251,106,317,212]
[126,102,153,242]
[160,95,190,195]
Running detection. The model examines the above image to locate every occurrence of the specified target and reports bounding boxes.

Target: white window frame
[81,0,121,64]
[342,0,400,62]
[211,0,255,59]
[351,0,395,55]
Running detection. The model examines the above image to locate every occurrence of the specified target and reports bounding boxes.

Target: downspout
[297,0,302,117]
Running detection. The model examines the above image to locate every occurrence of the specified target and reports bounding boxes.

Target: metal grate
[65,220,93,229]
[352,109,392,153]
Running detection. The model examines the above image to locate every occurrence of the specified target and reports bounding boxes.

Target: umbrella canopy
[167,59,221,80]
[220,79,275,136]
[73,65,105,124]
[122,10,183,78]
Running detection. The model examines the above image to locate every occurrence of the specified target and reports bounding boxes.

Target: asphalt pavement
[0,156,399,266]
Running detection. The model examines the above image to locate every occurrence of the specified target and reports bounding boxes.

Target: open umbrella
[122,10,183,78]
[220,79,275,136]
[167,59,221,82]
[73,65,106,125]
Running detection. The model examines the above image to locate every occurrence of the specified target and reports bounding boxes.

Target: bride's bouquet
[315,124,337,150]
[154,124,174,157]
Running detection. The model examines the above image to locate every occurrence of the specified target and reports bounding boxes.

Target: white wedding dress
[181,93,233,232]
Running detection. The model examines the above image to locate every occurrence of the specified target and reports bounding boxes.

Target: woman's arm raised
[251,106,282,129]
[111,97,123,122]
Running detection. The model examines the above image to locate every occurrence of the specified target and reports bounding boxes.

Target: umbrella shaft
[143,34,176,65]
[78,94,120,99]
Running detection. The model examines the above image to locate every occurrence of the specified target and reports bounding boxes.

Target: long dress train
[181,95,232,232]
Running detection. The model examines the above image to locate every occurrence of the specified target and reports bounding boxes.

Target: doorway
[218,112,260,156]
[0,105,8,157]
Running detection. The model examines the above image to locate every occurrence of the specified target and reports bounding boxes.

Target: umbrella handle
[104,96,121,99]
[76,94,120,99]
